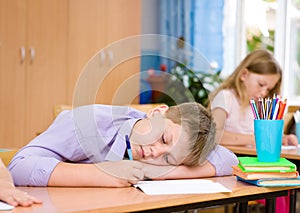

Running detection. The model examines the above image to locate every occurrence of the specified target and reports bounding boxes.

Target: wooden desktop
[11,176,298,213]
[225,145,300,163]
[225,144,300,213]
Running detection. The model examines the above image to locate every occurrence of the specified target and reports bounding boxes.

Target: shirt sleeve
[210,90,234,115]
[9,155,60,186]
[207,145,238,176]
[8,105,146,186]
[8,110,85,186]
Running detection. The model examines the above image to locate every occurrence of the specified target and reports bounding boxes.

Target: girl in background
[210,49,298,147]
[209,49,298,213]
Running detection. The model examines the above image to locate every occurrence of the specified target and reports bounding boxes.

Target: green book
[238,157,297,173]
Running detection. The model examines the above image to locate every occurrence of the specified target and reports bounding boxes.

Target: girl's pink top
[211,89,254,134]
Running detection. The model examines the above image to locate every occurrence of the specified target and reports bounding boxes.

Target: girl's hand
[282,134,299,146]
[97,160,145,185]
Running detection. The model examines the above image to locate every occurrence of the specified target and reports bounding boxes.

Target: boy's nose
[142,142,167,159]
[150,143,168,158]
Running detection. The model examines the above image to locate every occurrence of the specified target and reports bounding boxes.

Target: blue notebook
[237,175,300,187]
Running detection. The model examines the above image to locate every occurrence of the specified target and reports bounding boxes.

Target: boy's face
[130,110,190,166]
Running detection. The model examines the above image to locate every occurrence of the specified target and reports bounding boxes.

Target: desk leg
[289,189,297,213]
[265,198,275,213]
[237,202,248,213]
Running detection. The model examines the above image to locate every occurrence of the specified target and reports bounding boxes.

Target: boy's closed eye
[162,134,166,144]
[164,154,178,166]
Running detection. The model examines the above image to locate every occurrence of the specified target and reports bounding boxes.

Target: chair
[283,105,300,134]
[53,105,73,118]
[0,150,18,167]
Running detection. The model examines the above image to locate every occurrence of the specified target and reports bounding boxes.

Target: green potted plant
[156,63,222,107]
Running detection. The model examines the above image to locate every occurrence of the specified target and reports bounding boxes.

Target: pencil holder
[254,119,284,162]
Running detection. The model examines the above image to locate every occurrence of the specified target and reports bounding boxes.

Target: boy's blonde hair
[210,49,282,107]
[165,102,216,166]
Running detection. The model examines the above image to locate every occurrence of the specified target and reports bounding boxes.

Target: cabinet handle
[108,50,113,65]
[29,47,35,64]
[99,51,105,66]
[20,46,26,64]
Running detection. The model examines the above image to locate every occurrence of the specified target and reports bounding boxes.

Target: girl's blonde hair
[210,49,282,107]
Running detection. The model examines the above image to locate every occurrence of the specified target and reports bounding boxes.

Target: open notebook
[134,179,231,195]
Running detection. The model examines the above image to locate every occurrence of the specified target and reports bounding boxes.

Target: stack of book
[233,156,300,187]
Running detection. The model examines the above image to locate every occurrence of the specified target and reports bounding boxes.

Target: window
[223,0,300,104]
[281,0,300,104]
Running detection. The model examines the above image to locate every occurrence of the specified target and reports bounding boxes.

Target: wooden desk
[225,145,300,161]
[226,145,300,213]
[11,176,298,213]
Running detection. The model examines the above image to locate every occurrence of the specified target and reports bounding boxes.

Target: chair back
[0,150,18,166]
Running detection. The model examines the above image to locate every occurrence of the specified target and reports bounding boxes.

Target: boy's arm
[143,162,215,180]
[143,145,239,179]
[48,160,144,187]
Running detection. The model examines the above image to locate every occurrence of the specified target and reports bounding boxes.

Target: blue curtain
[159,0,224,73]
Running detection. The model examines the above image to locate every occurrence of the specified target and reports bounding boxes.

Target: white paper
[0,201,14,211]
[282,144,300,150]
[134,179,231,195]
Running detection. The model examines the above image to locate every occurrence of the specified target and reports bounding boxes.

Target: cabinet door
[0,0,27,148]
[24,0,68,142]
[97,0,141,105]
[68,0,141,106]
[68,0,107,105]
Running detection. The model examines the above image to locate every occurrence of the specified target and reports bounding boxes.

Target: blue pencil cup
[254,119,284,162]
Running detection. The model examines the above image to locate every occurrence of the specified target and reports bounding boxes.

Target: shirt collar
[104,118,141,161]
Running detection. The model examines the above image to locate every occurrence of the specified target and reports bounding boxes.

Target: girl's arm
[48,160,145,187]
[219,131,255,146]
[212,108,298,146]
[212,108,255,146]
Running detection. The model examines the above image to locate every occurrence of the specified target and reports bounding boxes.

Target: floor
[174,191,300,212]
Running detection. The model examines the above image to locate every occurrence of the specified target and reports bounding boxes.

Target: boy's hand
[0,187,42,207]
[97,160,144,185]
[141,163,175,179]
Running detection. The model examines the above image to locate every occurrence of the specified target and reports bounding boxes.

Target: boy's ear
[240,68,249,81]
[146,105,169,117]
